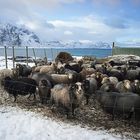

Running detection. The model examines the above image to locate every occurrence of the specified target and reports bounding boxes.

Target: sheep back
[51,74,73,85]
[51,84,70,107]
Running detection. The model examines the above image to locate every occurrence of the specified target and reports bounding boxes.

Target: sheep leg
[27,93,36,100]
[71,104,76,117]
[85,96,89,105]
[27,94,32,100]
[50,98,55,105]
[126,107,134,120]
[65,108,70,119]
[41,98,46,104]
[13,95,17,102]
[111,114,115,121]
[41,98,44,104]
[33,93,36,100]
[72,107,75,116]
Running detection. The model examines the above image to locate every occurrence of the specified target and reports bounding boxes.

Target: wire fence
[2,46,59,69]
[0,45,113,69]
[112,42,140,56]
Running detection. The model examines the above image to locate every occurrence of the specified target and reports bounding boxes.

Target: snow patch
[0,106,124,140]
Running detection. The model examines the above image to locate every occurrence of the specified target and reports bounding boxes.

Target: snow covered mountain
[0,23,111,48]
[0,23,41,47]
[43,40,111,49]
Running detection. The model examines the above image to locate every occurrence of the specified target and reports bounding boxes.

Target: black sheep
[107,68,126,81]
[2,76,37,102]
[38,79,52,104]
[96,91,140,120]
[83,78,97,104]
[64,63,82,73]
[16,64,32,77]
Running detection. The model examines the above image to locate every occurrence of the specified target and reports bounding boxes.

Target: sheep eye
[70,84,75,90]
[75,85,78,89]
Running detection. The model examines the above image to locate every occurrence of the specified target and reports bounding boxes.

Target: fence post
[32,48,36,60]
[44,49,48,64]
[26,46,28,66]
[12,46,15,68]
[44,49,47,58]
[4,46,8,68]
[51,48,53,61]
[112,42,115,56]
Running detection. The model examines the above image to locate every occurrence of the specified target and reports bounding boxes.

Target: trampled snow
[0,106,125,140]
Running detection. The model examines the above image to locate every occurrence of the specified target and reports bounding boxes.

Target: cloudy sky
[0,0,140,43]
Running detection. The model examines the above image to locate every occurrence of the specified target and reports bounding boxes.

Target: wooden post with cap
[112,42,115,56]
[26,46,28,66]
[4,46,8,68]
[12,46,15,68]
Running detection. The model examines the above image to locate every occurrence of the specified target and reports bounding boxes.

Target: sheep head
[101,77,110,85]
[39,79,49,88]
[123,80,131,90]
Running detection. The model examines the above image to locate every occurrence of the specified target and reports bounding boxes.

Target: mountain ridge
[0,23,41,47]
[0,23,111,48]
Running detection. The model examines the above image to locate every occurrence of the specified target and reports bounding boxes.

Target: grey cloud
[45,22,55,29]
[92,0,140,7]
[0,0,56,31]
[132,0,140,5]
[104,18,129,29]
[92,0,121,6]
[0,0,83,31]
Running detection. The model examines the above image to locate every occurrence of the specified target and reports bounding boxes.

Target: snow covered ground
[0,106,127,140]
[0,56,35,70]
[108,54,140,62]
[0,55,138,140]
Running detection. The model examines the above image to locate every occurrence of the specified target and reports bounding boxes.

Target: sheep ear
[83,80,90,88]
[69,84,73,90]
[70,84,76,90]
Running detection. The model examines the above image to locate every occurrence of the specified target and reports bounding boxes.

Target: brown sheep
[40,63,57,74]
[0,69,15,87]
[50,73,74,85]
[34,65,44,72]
[79,68,95,81]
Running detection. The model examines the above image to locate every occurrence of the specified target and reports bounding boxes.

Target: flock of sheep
[0,52,140,120]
